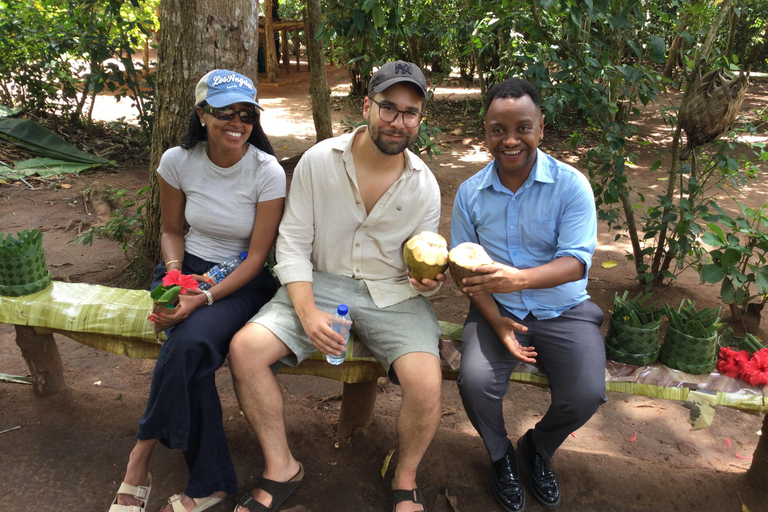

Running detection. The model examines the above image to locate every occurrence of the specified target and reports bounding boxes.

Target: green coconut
[403,231,449,281]
[448,242,493,290]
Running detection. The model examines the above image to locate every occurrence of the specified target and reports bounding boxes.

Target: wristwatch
[203,290,214,306]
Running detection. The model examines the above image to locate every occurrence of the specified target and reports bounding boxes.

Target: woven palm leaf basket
[0,229,52,296]
[678,67,749,160]
[660,327,718,375]
[605,313,664,366]
[604,292,665,366]
[660,300,721,375]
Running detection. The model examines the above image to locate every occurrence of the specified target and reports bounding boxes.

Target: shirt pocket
[525,219,558,253]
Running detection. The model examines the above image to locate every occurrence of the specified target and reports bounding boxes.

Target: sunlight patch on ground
[90,95,140,123]
[432,86,481,100]
[331,83,352,97]
[458,145,491,163]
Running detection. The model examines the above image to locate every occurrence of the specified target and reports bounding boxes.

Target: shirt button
[510,225,515,230]
[355,243,360,247]
[513,251,518,255]
[356,269,360,273]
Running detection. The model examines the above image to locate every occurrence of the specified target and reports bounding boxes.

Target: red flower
[161,269,199,293]
[741,348,768,386]
[161,269,182,287]
[716,347,751,379]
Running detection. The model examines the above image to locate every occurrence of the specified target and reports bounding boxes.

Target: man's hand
[493,317,536,363]
[298,307,350,356]
[461,263,524,295]
[407,270,446,293]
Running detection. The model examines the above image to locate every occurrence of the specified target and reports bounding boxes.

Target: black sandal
[236,462,304,512]
[392,488,427,512]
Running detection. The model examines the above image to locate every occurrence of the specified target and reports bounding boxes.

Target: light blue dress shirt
[450,149,597,320]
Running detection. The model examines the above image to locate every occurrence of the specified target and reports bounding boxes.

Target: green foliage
[150,283,181,306]
[699,200,768,312]
[73,186,146,260]
[0,0,157,134]
[664,299,722,338]
[612,291,665,328]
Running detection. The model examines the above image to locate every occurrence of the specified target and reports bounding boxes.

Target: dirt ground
[1,65,767,512]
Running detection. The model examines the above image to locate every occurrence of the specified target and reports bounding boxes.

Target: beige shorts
[249,271,441,373]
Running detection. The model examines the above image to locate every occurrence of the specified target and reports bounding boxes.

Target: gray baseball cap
[368,61,427,98]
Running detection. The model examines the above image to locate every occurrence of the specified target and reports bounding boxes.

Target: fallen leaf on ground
[445,488,460,511]
[380,448,395,479]
[630,432,637,442]
[601,260,617,269]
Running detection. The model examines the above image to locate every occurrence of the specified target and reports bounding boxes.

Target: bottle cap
[337,304,348,316]
[240,251,248,260]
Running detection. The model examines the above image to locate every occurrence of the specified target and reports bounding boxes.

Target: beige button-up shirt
[273,127,441,308]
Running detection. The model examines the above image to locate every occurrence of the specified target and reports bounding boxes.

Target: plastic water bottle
[326,304,351,365]
[199,251,247,290]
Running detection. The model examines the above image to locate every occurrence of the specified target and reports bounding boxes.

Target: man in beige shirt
[230,61,443,512]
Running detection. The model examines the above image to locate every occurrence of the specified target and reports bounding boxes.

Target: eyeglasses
[371,99,424,128]
[202,105,258,124]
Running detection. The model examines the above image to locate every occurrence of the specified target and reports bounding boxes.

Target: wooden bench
[3,281,767,443]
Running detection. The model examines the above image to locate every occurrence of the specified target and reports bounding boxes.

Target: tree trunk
[408,35,421,68]
[746,413,768,487]
[663,9,693,80]
[305,0,333,142]
[265,0,278,82]
[725,6,736,60]
[142,0,261,271]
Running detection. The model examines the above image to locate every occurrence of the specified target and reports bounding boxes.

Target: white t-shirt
[157,142,286,263]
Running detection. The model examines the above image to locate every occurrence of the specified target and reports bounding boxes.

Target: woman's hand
[150,292,207,331]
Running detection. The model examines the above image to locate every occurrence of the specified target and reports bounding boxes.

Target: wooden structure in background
[259,15,306,81]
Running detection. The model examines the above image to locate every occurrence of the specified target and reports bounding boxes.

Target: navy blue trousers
[458,300,607,462]
[137,252,278,498]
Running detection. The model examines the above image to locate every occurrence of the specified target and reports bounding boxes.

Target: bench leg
[14,325,66,396]
[338,380,378,440]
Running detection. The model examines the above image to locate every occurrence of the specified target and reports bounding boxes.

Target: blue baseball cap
[195,69,263,110]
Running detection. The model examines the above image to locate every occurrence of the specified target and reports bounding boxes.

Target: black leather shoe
[491,441,526,512]
[517,430,561,509]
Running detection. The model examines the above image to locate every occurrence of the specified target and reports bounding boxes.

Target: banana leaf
[0,105,23,118]
[0,158,101,179]
[0,118,115,166]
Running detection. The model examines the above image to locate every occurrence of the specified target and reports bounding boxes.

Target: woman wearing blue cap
[109,70,286,512]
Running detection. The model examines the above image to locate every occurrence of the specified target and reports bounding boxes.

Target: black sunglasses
[202,105,258,124]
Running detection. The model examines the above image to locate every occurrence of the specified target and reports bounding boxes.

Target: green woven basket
[605,313,662,366]
[0,229,52,297]
[660,326,718,375]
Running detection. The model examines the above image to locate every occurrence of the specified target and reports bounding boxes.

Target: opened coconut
[448,242,494,290]
[403,231,449,281]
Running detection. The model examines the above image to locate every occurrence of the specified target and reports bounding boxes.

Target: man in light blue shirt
[451,78,606,511]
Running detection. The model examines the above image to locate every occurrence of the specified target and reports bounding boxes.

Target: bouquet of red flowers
[150,269,199,308]
[716,334,768,386]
